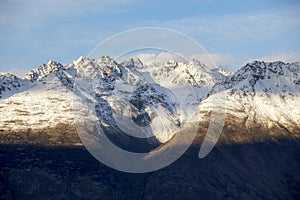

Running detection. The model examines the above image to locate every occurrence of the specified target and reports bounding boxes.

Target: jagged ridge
[0,57,299,146]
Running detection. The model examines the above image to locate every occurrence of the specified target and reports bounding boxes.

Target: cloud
[246,52,300,64]
[133,6,300,57]
[192,52,300,71]
[191,53,243,71]
[143,7,300,39]
[136,52,186,65]
[6,68,28,78]
[129,6,300,71]
[128,51,241,71]
[121,51,299,73]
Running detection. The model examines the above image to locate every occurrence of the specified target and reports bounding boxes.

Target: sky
[0,0,300,75]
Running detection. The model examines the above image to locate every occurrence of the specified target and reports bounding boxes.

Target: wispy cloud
[191,53,243,71]
[246,52,300,64]
[191,51,300,71]
[6,67,28,78]
[133,6,300,56]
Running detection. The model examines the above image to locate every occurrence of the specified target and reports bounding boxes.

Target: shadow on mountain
[93,94,161,153]
[0,137,299,200]
[71,68,177,153]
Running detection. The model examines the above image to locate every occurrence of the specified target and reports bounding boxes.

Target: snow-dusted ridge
[0,57,299,146]
[199,60,300,143]
[0,72,32,99]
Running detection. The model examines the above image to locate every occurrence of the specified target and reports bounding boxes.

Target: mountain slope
[198,61,300,144]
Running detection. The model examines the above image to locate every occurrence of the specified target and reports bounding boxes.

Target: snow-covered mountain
[0,57,299,147]
[0,56,223,146]
[1,57,300,200]
[198,60,300,144]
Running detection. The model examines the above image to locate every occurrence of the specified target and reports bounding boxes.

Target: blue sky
[0,0,300,74]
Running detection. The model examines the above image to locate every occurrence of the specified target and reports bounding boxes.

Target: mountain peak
[122,57,144,69]
[98,55,116,65]
[25,60,63,82]
[74,56,93,64]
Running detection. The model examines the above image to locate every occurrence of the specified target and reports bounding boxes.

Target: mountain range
[0,56,299,199]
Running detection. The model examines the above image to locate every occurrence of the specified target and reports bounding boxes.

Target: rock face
[0,57,300,199]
